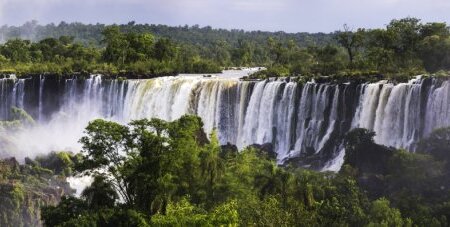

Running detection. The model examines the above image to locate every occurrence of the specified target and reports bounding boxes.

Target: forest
[1,18,450,79]
[1,114,449,226]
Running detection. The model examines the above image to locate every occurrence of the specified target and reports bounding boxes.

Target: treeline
[40,115,450,226]
[0,26,221,75]
[254,18,450,80]
[0,20,333,54]
[0,20,333,74]
[2,18,450,78]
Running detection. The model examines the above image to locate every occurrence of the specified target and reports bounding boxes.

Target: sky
[1,0,450,33]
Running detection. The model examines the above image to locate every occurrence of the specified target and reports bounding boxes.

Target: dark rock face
[220,143,238,154]
[220,143,239,159]
[249,143,277,160]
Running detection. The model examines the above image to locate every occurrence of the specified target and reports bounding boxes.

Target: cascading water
[38,75,45,122]
[1,71,450,170]
[352,77,430,150]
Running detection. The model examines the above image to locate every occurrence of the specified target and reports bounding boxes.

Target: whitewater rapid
[1,71,450,170]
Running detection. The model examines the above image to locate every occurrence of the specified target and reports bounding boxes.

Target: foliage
[342,128,450,226]
[3,18,450,79]
[0,153,74,227]
[34,151,78,176]
[367,198,411,227]
[418,127,450,162]
[0,27,221,76]
[249,18,450,80]
[39,116,450,227]
[343,128,393,174]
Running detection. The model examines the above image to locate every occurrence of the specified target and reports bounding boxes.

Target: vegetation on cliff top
[0,26,221,76]
[2,17,450,81]
[249,18,450,82]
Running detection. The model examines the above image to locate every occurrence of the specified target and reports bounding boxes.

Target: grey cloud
[1,0,450,32]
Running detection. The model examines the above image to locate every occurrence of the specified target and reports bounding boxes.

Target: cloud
[228,0,288,12]
[0,0,61,25]
[1,0,450,32]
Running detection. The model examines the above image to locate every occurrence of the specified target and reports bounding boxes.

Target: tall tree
[336,24,364,65]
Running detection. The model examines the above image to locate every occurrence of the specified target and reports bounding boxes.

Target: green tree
[81,176,118,209]
[336,24,364,65]
[41,196,89,227]
[232,39,253,66]
[102,26,129,64]
[126,32,155,62]
[365,29,397,72]
[153,38,177,62]
[77,119,133,204]
[200,129,225,204]
[367,198,411,227]
[151,198,209,226]
[310,44,346,75]
[1,39,31,62]
[386,17,423,68]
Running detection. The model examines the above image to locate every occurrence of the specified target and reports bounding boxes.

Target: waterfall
[1,72,450,170]
[38,75,45,122]
[352,77,427,150]
[424,80,450,136]
[0,78,25,120]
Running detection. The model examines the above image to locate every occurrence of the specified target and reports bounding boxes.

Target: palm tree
[200,129,225,201]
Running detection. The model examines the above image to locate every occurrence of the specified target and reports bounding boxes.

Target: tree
[77,119,133,204]
[59,36,75,46]
[75,116,210,215]
[232,39,253,66]
[1,39,31,62]
[125,118,171,214]
[420,22,449,38]
[418,23,450,72]
[365,29,397,72]
[41,196,89,227]
[35,38,65,62]
[150,198,209,226]
[126,32,154,62]
[200,129,225,203]
[153,38,177,62]
[343,128,393,174]
[367,198,410,227]
[386,17,423,68]
[267,37,287,65]
[310,44,346,75]
[336,24,364,65]
[418,127,450,162]
[386,150,444,198]
[211,40,231,66]
[102,26,129,64]
[81,176,118,209]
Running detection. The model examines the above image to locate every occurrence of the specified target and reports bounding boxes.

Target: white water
[2,72,450,172]
[352,77,425,150]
